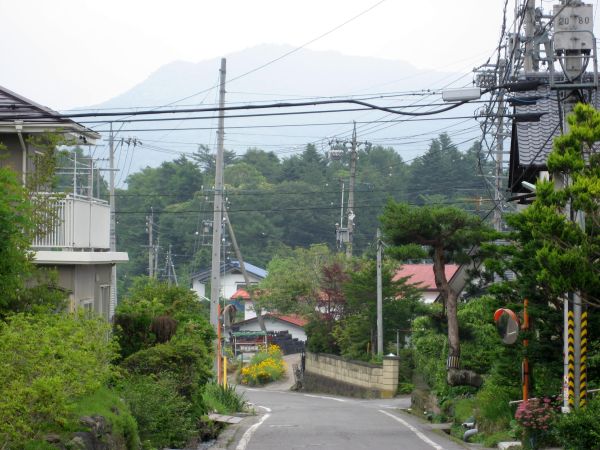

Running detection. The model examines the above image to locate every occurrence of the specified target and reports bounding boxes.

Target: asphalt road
[234,388,469,450]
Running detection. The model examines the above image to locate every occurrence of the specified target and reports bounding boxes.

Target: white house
[0,85,128,320]
[190,260,267,303]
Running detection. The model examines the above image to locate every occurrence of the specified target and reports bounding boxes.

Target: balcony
[31,193,110,250]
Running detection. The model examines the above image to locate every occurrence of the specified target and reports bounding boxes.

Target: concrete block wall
[305,352,400,398]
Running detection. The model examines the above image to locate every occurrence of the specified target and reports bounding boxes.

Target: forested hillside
[115,133,492,289]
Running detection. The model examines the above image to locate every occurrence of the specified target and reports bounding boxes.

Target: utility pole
[346,122,357,258]
[166,244,178,286]
[523,0,537,73]
[147,208,154,278]
[210,58,227,339]
[224,209,266,332]
[376,228,383,355]
[492,60,507,232]
[109,122,117,319]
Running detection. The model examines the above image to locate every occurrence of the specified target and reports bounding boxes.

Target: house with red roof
[393,263,462,303]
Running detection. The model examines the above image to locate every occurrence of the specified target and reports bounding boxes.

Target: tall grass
[202,383,247,415]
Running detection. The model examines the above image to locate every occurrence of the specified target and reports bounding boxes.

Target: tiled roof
[230,288,251,300]
[392,264,460,291]
[508,76,600,193]
[0,85,100,140]
[191,260,267,282]
[234,313,308,328]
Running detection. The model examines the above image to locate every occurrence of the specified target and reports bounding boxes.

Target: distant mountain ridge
[81,44,471,173]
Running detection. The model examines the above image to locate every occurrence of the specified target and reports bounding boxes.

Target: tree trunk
[432,246,460,371]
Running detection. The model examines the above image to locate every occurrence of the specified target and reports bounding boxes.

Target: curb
[207,413,261,450]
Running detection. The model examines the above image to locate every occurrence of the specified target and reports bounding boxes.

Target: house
[393,263,461,303]
[190,259,267,303]
[508,78,600,200]
[233,313,308,343]
[0,85,128,320]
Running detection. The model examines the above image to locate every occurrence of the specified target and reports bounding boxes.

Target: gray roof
[0,85,100,141]
[191,260,267,282]
[508,80,600,193]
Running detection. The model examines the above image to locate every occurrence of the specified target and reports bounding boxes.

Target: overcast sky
[0,0,518,110]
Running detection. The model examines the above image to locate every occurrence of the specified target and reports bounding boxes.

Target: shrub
[201,382,247,415]
[514,397,559,449]
[114,277,213,360]
[120,322,213,399]
[119,374,196,449]
[241,345,286,385]
[0,313,117,446]
[554,396,600,450]
[71,386,140,450]
[474,380,514,434]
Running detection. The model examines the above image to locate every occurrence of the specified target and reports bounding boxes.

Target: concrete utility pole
[346,122,357,258]
[550,0,595,410]
[523,0,537,72]
[376,228,383,355]
[492,60,507,232]
[147,208,154,278]
[108,122,117,318]
[210,58,227,335]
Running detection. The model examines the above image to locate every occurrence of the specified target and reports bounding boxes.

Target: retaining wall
[303,352,399,399]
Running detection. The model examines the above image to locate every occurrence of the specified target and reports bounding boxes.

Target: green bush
[71,387,140,450]
[121,322,213,399]
[201,382,247,415]
[554,396,600,450]
[114,277,213,360]
[411,314,448,393]
[0,313,117,446]
[119,374,196,449]
[474,379,514,434]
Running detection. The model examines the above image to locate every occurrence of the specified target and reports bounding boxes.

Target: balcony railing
[31,193,110,250]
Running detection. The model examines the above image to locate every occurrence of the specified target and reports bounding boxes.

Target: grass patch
[202,383,247,415]
[71,386,140,450]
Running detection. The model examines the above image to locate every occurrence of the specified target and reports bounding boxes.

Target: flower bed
[240,345,286,386]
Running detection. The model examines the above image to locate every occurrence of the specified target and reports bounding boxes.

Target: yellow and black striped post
[579,309,588,407]
[568,310,576,408]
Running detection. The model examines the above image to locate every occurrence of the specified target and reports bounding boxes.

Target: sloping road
[233,388,468,450]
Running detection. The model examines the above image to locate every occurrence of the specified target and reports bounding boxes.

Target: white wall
[191,271,261,303]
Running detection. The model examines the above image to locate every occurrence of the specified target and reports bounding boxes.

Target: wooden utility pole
[210,58,227,336]
[346,122,357,258]
[224,209,266,332]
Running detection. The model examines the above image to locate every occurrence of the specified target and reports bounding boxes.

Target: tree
[334,259,423,361]
[0,137,68,316]
[380,202,494,385]
[518,103,600,304]
[257,244,336,316]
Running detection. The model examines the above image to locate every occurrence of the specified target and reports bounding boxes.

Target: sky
[0,0,516,110]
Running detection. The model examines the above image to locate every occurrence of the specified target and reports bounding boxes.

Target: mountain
[81,44,477,175]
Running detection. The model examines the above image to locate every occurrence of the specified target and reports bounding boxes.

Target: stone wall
[304,352,399,399]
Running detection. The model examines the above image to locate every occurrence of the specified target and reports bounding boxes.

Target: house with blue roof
[190,259,267,305]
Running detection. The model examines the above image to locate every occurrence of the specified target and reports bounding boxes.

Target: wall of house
[236,317,306,342]
[191,272,261,302]
[45,264,112,320]
[303,352,399,399]
[0,134,25,174]
[422,292,437,304]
